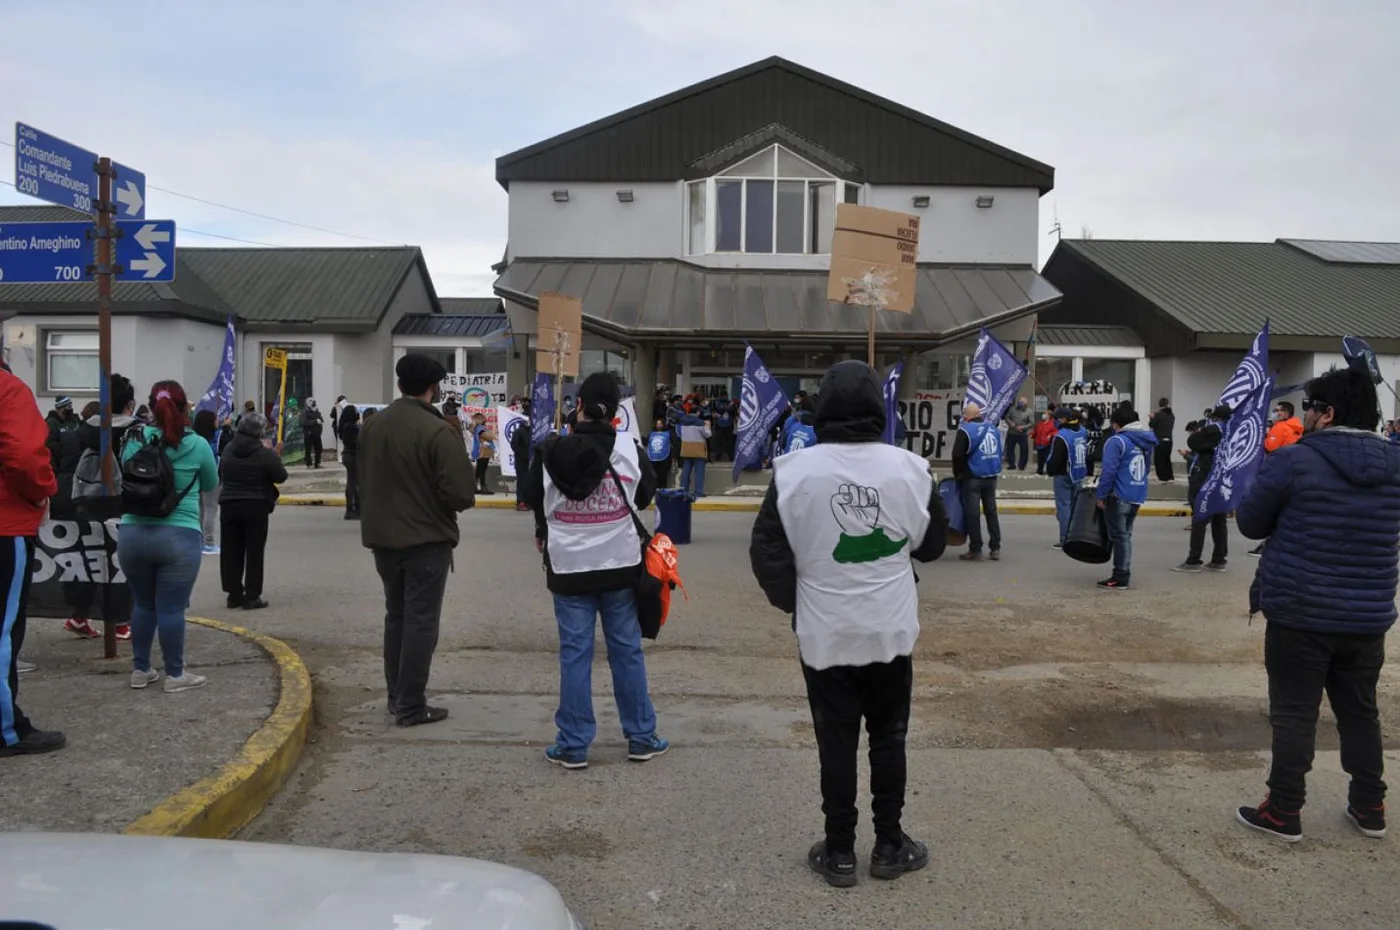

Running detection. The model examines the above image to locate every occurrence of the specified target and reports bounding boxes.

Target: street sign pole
[93,156,118,660]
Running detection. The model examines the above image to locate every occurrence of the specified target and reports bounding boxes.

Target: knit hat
[396,353,447,396]
[578,372,620,421]
[55,396,73,410]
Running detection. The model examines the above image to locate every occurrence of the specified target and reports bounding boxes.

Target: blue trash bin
[654,489,693,544]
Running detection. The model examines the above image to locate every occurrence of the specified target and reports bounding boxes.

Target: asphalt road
[196,506,1400,930]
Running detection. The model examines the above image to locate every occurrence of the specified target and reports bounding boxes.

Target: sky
[2,0,1396,298]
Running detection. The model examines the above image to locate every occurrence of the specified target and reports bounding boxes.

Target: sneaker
[989,549,1001,561]
[807,840,858,888]
[1248,545,1264,557]
[0,728,66,757]
[65,617,100,639]
[1207,561,1228,573]
[16,660,36,675]
[545,744,588,770]
[130,668,161,689]
[870,833,930,880]
[1051,542,1063,550]
[201,545,220,556]
[959,552,985,562]
[1097,577,1130,590]
[628,734,670,762]
[164,673,209,694]
[115,624,131,642]
[1172,561,1205,573]
[1236,796,1302,842]
[1346,803,1387,838]
[396,706,449,728]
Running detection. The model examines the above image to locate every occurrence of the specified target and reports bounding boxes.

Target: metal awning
[494,259,1060,347]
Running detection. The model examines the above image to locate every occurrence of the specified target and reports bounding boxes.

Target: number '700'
[55,266,82,281]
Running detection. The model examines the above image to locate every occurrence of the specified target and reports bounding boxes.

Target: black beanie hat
[578,372,620,421]
[396,353,446,396]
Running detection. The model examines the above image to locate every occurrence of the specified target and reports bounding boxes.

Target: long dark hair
[340,404,360,427]
[193,408,217,441]
[148,380,190,448]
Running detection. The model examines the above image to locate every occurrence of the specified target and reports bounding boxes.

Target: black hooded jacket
[220,433,289,508]
[521,420,657,595]
[750,362,947,618]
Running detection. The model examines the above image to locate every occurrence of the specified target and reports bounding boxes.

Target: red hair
[148,380,190,448]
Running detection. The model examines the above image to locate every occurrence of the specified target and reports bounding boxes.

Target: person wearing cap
[951,402,1003,561]
[1094,406,1158,590]
[521,372,666,770]
[1173,405,1232,573]
[44,396,78,473]
[1045,407,1088,549]
[358,353,476,728]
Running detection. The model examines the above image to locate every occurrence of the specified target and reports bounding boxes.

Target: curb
[122,616,313,839]
[278,493,1191,517]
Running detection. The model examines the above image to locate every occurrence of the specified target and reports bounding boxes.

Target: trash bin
[654,489,693,545]
[939,478,966,547]
[1063,485,1113,564]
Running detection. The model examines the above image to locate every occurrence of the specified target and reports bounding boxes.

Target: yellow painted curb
[122,617,313,839]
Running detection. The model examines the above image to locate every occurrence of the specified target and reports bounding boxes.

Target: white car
[0,834,584,930]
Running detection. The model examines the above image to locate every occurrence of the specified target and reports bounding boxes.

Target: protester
[0,363,65,757]
[677,408,712,497]
[119,381,220,693]
[1045,407,1088,549]
[358,354,475,727]
[44,396,79,472]
[193,409,222,556]
[235,399,257,427]
[780,398,819,455]
[521,372,665,770]
[1148,397,1176,481]
[331,394,348,459]
[1032,410,1057,474]
[712,389,736,462]
[511,400,533,512]
[1173,405,1230,573]
[49,401,99,522]
[647,418,673,490]
[1094,407,1157,590]
[952,402,1003,561]
[469,412,496,495]
[1002,397,1033,471]
[339,405,361,520]
[749,361,947,887]
[299,399,324,469]
[219,413,288,611]
[1248,400,1307,558]
[1235,366,1400,842]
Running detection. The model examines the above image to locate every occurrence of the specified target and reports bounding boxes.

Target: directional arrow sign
[13,123,146,218]
[0,219,177,284]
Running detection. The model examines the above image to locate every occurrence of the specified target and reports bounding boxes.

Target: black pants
[1,536,35,747]
[1154,442,1175,481]
[802,655,913,852]
[374,543,452,721]
[1035,445,1050,474]
[343,451,359,515]
[305,432,322,468]
[960,476,1002,554]
[220,500,271,602]
[1004,433,1028,470]
[1265,624,1387,811]
[1187,512,1228,565]
[475,458,491,493]
[652,460,671,490]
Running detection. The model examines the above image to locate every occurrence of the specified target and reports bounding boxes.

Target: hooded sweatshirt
[1239,428,1400,634]
[0,368,58,537]
[220,432,289,508]
[119,426,220,534]
[1095,421,1158,505]
[1264,416,1304,453]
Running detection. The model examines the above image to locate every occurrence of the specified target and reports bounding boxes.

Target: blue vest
[961,421,1002,477]
[1057,426,1089,482]
[647,430,671,461]
[783,417,817,453]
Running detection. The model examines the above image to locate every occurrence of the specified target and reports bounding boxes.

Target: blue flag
[962,328,1027,425]
[529,372,555,449]
[733,344,790,481]
[1218,321,1269,411]
[195,318,236,423]
[882,360,904,445]
[1196,375,1273,520]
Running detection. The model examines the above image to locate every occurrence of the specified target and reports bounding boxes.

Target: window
[45,330,99,392]
[406,348,456,375]
[687,181,706,253]
[1082,358,1136,404]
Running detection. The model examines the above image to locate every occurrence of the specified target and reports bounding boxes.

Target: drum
[1063,485,1113,563]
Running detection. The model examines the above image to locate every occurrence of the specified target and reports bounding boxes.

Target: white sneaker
[164,673,208,693]
[17,660,36,675]
[130,668,161,689]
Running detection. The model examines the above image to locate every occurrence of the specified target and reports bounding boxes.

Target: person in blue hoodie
[646,418,673,490]
[780,402,818,455]
[1094,406,1157,590]
[1233,366,1400,843]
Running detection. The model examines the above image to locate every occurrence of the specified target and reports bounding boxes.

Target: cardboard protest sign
[826,204,921,312]
[536,292,583,379]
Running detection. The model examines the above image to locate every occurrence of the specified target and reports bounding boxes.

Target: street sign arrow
[12,123,146,218]
[112,162,146,219]
[0,218,177,284]
[133,222,170,251]
[127,252,167,279]
[116,180,144,217]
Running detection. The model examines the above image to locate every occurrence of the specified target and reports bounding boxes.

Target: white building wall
[1152,352,1241,427]
[865,186,1040,265]
[1313,351,1400,421]
[508,181,682,260]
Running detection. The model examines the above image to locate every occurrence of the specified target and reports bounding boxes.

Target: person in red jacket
[0,363,65,756]
[1032,410,1058,474]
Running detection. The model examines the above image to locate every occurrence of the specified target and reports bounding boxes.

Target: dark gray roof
[494,259,1059,347]
[1036,324,1142,347]
[439,297,504,315]
[1281,240,1400,265]
[394,314,508,337]
[1043,239,1400,351]
[497,57,1053,192]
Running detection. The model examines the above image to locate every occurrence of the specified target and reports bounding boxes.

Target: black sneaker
[0,728,67,757]
[1206,561,1228,573]
[397,706,449,728]
[807,840,857,888]
[1347,803,1387,838]
[870,833,929,880]
[1172,561,1204,573]
[1097,577,1130,590]
[1236,796,1301,842]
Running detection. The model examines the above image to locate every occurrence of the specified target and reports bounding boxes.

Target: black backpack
[121,434,199,518]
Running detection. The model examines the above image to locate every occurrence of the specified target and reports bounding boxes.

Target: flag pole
[867,306,876,366]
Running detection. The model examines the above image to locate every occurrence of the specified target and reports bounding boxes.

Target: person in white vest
[520,372,668,770]
[749,361,947,888]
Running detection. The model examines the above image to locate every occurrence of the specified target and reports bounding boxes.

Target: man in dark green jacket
[359,354,475,727]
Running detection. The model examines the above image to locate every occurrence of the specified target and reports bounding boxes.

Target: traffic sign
[263,347,288,369]
[0,219,177,284]
[13,123,146,218]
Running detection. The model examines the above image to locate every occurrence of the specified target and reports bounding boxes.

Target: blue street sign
[13,123,146,219]
[0,219,177,284]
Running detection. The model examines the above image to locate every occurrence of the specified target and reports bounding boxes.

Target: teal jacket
[120,427,220,533]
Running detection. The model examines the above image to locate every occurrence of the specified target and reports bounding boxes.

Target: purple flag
[529,372,555,449]
[1218,321,1269,411]
[733,344,789,481]
[962,328,1027,425]
[882,360,904,445]
[1197,375,1273,520]
[195,318,236,423]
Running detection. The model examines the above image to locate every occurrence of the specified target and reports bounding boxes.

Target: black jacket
[522,420,656,596]
[1148,406,1176,442]
[1045,431,1069,477]
[299,408,324,437]
[1187,421,1223,502]
[340,421,359,455]
[219,433,289,508]
[750,361,946,618]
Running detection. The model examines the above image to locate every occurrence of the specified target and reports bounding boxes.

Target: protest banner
[27,518,131,623]
[496,406,528,478]
[897,389,965,460]
[444,371,507,407]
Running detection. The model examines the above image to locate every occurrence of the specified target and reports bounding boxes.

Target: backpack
[121,433,199,518]
[73,428,134,504]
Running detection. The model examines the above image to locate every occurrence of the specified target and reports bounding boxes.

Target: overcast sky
[2,0,1395,297]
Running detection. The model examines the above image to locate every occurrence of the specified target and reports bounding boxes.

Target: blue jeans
[553,588,658,754]
[119,525,202,677]
[1103,497,1139,581]
[1053,475,1079,544]
[680,458,707,497]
